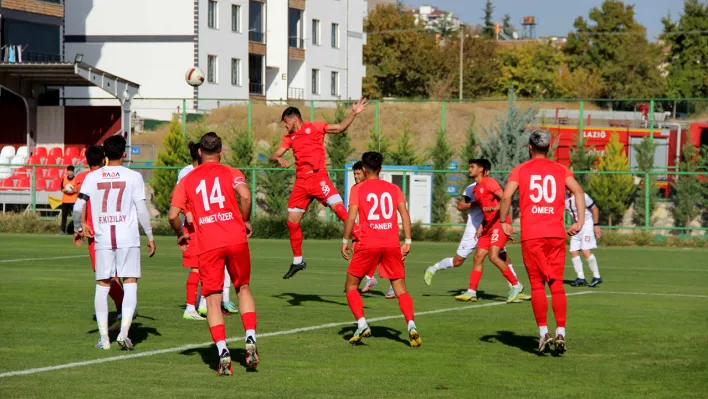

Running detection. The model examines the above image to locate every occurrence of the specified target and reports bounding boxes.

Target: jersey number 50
[196,178,226,211]
[366,192,394,220]
[529,175,557,203]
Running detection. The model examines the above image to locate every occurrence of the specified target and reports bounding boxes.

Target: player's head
[188,141,201,165]
[352,161,365,184]
[198,132,222,162]
[281,106,302,133]
[103,135,127,162]
[468,159,491,179]
[528,129,552,158]
[65,165,75,178]
[361,152,383,177]
[85,145,105,169]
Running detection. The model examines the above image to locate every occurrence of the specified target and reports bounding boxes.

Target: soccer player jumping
[499,130,585,354]
[341,152,421,347]
[271,98,368,279]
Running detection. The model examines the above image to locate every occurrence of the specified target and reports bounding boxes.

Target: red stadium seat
[0,178,14,190]
[66,147,80,158]
[46,178,62,191]
[28,155,42,165]
[33,147,47,158]
[14,178,30,190]
[35,178,47,191]
[48,147,63,160]
[60,155,75,165]
[45,167,61,180]
[33,167,47,177]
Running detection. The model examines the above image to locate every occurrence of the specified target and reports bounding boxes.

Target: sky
[403,0,687,40]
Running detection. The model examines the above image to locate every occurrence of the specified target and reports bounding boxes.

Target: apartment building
[63,0,366,120]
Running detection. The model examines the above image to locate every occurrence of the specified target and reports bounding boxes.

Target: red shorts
[182,243,199,268]
[348,247,404,280]
[477,222,508,250]
[353,241,378,277]
[89,238,96,271]
[287,170,342,211]
[521,238,566,283]
[198,244,251,295]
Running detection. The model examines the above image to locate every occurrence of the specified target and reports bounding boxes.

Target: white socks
[246,329,256,342]
[95,285,110,342]
[216,340,228,353]
[556,327,566,338]
[199,296,207,309]
[571,256,585,279]
[120,283,137,339]
[357,317,367,329]
[587,255,601,278]
[293,256,303,264]
[185,304,196,312]
[539,325,549,337]
[407,320,416,331]
[432,257,454,272]
[223,268,231,303]
[507,264,517,277]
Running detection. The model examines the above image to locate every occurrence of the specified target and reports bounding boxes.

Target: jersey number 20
[196,177,226,211]
[529,175,557,203]
[366,192,394,220]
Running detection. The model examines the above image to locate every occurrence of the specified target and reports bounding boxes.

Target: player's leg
[361,259,378,293]
[546,238,568,354]
[227,243,259,369]
[200,248,232,376]
[93,249,117,350]
[345,250,374,344]
[500,250,530,301]
[115,247,141,350]
[109,277,124,315]
[569,232,587,286]
[426,224,476,285]
[284,187,308,279]
[382,248,421,347]
[488,245,524,303]
[521,239,554,353]
[455,244,487,301]
[222,267,238,314]
[60,203,70,234]
[581,226,602,286]
[184,268,204,320]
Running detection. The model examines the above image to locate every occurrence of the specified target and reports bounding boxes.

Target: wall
[36,107,64,149]
[305,0,347,100]
[266,0,288,101]
[0,104,27,145]
[346,0,367,100]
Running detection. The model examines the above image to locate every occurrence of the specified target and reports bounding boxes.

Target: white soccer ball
[64,184,75,194]
[185,67,205,87]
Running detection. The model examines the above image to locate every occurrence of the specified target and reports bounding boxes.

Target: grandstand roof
[0,62,139,89]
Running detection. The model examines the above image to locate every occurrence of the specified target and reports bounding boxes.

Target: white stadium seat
[0,156,9,166]
[0,166,12,180]
[10,156,26,170]
[16,146,29,158]
[1,145,15,158]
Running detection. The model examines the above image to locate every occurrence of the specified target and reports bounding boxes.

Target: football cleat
[506,284,524,303]
[408,328,422,348]
[424,267,436,286]
[455,290,477,302]
[218,349,233,376]
[589,277,603,287]
[516,294,532,301]
[538,333,554,354]
[183,310,206,320]
[94,338,111,350]
[554,334,567,354]
[362,277,378,293]
[222,301,239,314]
[245,337,260,370]
[348,325,371,345]
[198,305,208,317]
[385,286,396,299]
[283,261,307,279]
[570,278,587,287]
[116,336,134,351]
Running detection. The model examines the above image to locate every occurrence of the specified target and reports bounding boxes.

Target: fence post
[181,99,187,139]
[250,169,257,220]
[644,171,650,228]
[441,101,446,133]
[578,100,585,134]
[248,99,253,142]
[31,165,36,213]
[402,170,408,201]
[649,99,655,145]
[375,100,381,151]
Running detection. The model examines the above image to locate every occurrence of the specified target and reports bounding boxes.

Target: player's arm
[169,182,190,250]
[132,175,155,257]
[269,146,290,168]
[565,176,586,235]
[484,189,503,212]
[590,201,602,239]
[341,204,358,260]
[168,206,185,237]
[456,195,474,211]
[326,97,368,134]
[234,183,252,236]
[72,194,88,241]
[499,180,519,238]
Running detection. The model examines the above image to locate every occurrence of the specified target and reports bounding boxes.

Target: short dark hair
[469,158,491,173]
[103,135,126,160]
[529,129,552,154]
[66,165,75,172]
[361,151,383,172]
[352,161,363,171]
[85,145,105,167]
[188,141,200,162]
[281,106,302,121]
[199,132,222,155]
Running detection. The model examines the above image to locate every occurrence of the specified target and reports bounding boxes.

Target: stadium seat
[0,166,12,180]
[0,178,14,190]
[12,167,28,179]
[28,155,42,165]
[48,147,63,160]
[15,146,29,158]
[14,178,30,191]
[35,178,47,191]
[46,178,62,191]
[78,147,87,157]
[34,167,47,177]
[10,156,26,170]
[66,147,80,158]
[60,155,75,165]
[0,156,9,166]
[1,145,15,158]
[33,147,47,158]
[45,168,61,180]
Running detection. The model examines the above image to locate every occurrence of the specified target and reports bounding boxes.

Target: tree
[631,137,658,226]
[153,117,191,216]
[259,138,293,217]
[499,42,566,97]
[460,116,480,162]
[661,1,708,99]
[502,13,515,38]
[367,128,392,162]
[564,0,666,101]
[389,121,419,165]
[586,133,634,226]
[671,137,705,229]
[569,133,597,187]
[326,102,355,194]
[225,123,255,168]
[482,0,495,38]
[429,128,453,223]
[557,65,605,99]
[457,33,502,98]
[433,16,456,38]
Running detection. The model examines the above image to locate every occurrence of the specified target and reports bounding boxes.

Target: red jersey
[349,179,405,250]
[171,162,248,255]
[473,177,511,228]
[279,121,329,177]
[508,158,573,242]
[75,170,93,229]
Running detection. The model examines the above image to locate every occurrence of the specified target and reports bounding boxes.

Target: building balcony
[288,87,305,100]
[249,31,265,43]
[249,83,264,96]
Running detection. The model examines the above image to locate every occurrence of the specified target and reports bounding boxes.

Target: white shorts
[570,223,597,251]
[95,247,141,280]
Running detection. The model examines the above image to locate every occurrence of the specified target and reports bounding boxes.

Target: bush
[0,213,59,234]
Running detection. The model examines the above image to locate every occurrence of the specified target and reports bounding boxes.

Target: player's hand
[351,97,368,115]
[147,240,156,257]
[400,243,411,261]
[73,231,84,247]
[276,157,290,168]
[185,212,194,225]
[501,222,515,239]
[568,222,582,236]
[82,224,94,238]
[177,232,191,251]
[475,228,483,239]
[341,242,351,260]
[244,221,253,238]
[593,225,602,239]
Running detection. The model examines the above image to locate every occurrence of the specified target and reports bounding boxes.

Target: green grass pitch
[0,234,707,398]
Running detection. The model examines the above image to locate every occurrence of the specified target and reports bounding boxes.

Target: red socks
[109,279,124,313]
[549,280,567,328]
[240,312,257,331]
[530,280,548,327]
[397,292,415,323]
[209,324,226,344]
[185,271,200,306]
[332,203,349,222]
[346,289,365,320]
[469,270,483,291]
[286,221,303,257]
[501,268,519,286]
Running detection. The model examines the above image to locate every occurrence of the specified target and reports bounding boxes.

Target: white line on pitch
[0,254,88,263]
[597,291,708,299]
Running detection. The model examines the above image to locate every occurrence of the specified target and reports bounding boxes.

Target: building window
[249,0,265,42]
[312,69,320,94]
[330,71,339,96]
[208,55,217,83]
[288,8,304,48]
[249,54,264,95]
[208,1,218,29]
[312,19,320,45]
[331,23,339,48]
[231,58,241,86]
[231,5,241,32]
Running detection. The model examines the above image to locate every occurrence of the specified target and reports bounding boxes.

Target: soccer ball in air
[64,184,75,194]
[185,67,205,87]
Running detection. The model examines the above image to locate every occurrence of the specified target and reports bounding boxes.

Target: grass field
[1,234,707,398]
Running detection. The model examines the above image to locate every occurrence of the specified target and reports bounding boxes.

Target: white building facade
[63,0,366,120]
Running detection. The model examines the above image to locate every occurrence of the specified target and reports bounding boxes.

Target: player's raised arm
[565,176,586,235]
[326,97,368,134]
[397,199,412,260]
[499,180,519,238]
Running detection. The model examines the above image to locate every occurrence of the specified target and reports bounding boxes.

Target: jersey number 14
[196,177,226,211]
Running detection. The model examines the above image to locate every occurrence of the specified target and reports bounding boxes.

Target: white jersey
[462,183,484,229]
[177,164,195,183]
[565,193,595,224]
[79,165,147,250]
